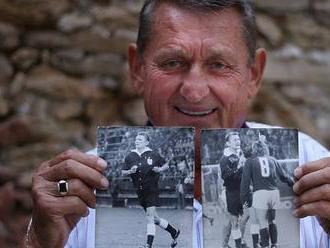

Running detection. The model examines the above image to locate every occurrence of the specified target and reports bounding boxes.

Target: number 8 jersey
[240,155,294,204]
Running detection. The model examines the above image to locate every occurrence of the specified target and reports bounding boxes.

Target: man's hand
[242,202,249,209]
[130,165,138,174]
[29,149,109,248]
[293,157,330,233]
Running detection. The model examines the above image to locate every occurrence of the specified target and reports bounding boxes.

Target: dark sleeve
[123,153,134,170]
[154,152,166,167]
[274,158,295,187]
[220,155,240,180]
[240,159,252,205]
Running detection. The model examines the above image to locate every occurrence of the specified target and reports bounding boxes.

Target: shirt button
[140,186,143,189]
[139,178,142,181]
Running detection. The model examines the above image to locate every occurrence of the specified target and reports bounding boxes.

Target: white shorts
[252,189,280,209]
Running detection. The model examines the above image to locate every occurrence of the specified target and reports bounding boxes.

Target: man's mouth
[175,107,217,117]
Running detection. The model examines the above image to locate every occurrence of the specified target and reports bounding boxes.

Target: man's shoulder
[219,154,230,162]
[144,150,155,155]
[125,151,138,160]
[267,155,279,164]
[147,150,164,159]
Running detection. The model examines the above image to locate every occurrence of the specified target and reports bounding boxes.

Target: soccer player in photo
[240,140,295,248]
[122,132,180,248]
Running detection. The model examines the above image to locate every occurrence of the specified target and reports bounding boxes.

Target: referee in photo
[122,132,180,248]
[220,132,250,248]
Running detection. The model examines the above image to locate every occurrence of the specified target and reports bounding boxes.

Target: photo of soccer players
[201,128,299,248]
[96,126,194,248]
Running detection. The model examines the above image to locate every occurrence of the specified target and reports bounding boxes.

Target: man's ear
[128,43,144,95]
[247,48,267,99]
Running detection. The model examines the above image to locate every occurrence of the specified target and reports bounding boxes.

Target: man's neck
[133,147,151,156]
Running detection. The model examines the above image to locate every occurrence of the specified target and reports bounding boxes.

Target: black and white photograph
[96,126,195,248]
[201,128,299,248]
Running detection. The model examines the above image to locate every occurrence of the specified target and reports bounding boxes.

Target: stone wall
[0,0,329,246]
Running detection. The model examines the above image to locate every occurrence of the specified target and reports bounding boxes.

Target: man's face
[227,134,241,149]
[135,135,149,149]
[129,3,265,129]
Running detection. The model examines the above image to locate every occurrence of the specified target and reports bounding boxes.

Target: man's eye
[160,60,183,70]
[210,62,226,70]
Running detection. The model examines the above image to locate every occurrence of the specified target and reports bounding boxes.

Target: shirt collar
[131,147,152,156]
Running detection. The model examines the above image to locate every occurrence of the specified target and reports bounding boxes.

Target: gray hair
[136,0,257,64]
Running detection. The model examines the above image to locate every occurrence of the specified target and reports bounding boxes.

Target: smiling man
[27,1,330,248]
[130,2,259,130]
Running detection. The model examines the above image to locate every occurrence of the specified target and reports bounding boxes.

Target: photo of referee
[201,128,300,248]
[96,126,194,248]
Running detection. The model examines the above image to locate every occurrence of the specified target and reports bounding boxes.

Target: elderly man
[27,0,330,248]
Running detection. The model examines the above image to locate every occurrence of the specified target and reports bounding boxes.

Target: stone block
[58,12,93,33]
[256,14,283,47]
[264,51,330,85]
[0,0,71,28]
[50,50,124,77]
[285,14,330,50]
[0,54,13,84]
[70,29,132,54]
[53,101,83,120]
[253,0,309,12]
[25,65,107,100]
[10,48,39,71]
[26,31,71,49]
[0,22,20,51]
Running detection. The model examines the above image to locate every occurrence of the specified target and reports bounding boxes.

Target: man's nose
[179,67,210,103]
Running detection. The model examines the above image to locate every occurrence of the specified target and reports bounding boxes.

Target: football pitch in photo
[203,202,299,248]
[96,207,193,248]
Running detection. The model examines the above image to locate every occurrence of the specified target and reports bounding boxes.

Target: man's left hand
[293,157,330,233]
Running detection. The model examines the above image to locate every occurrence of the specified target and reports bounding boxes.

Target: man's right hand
[130,165,138,174]
[28,149,109,248]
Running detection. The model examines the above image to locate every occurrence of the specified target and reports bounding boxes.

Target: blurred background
[0,0,329,246]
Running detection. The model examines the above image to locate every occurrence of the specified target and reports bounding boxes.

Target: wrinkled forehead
[144,3,247,59]
[151,3,243,38]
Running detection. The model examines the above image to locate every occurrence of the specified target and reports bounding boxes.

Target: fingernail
[293,198,299,207]
[101,177,109,188]
[97,158,107,169]
[292,209,298,218]
[293,183,299,193]
[294,167,302,179]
